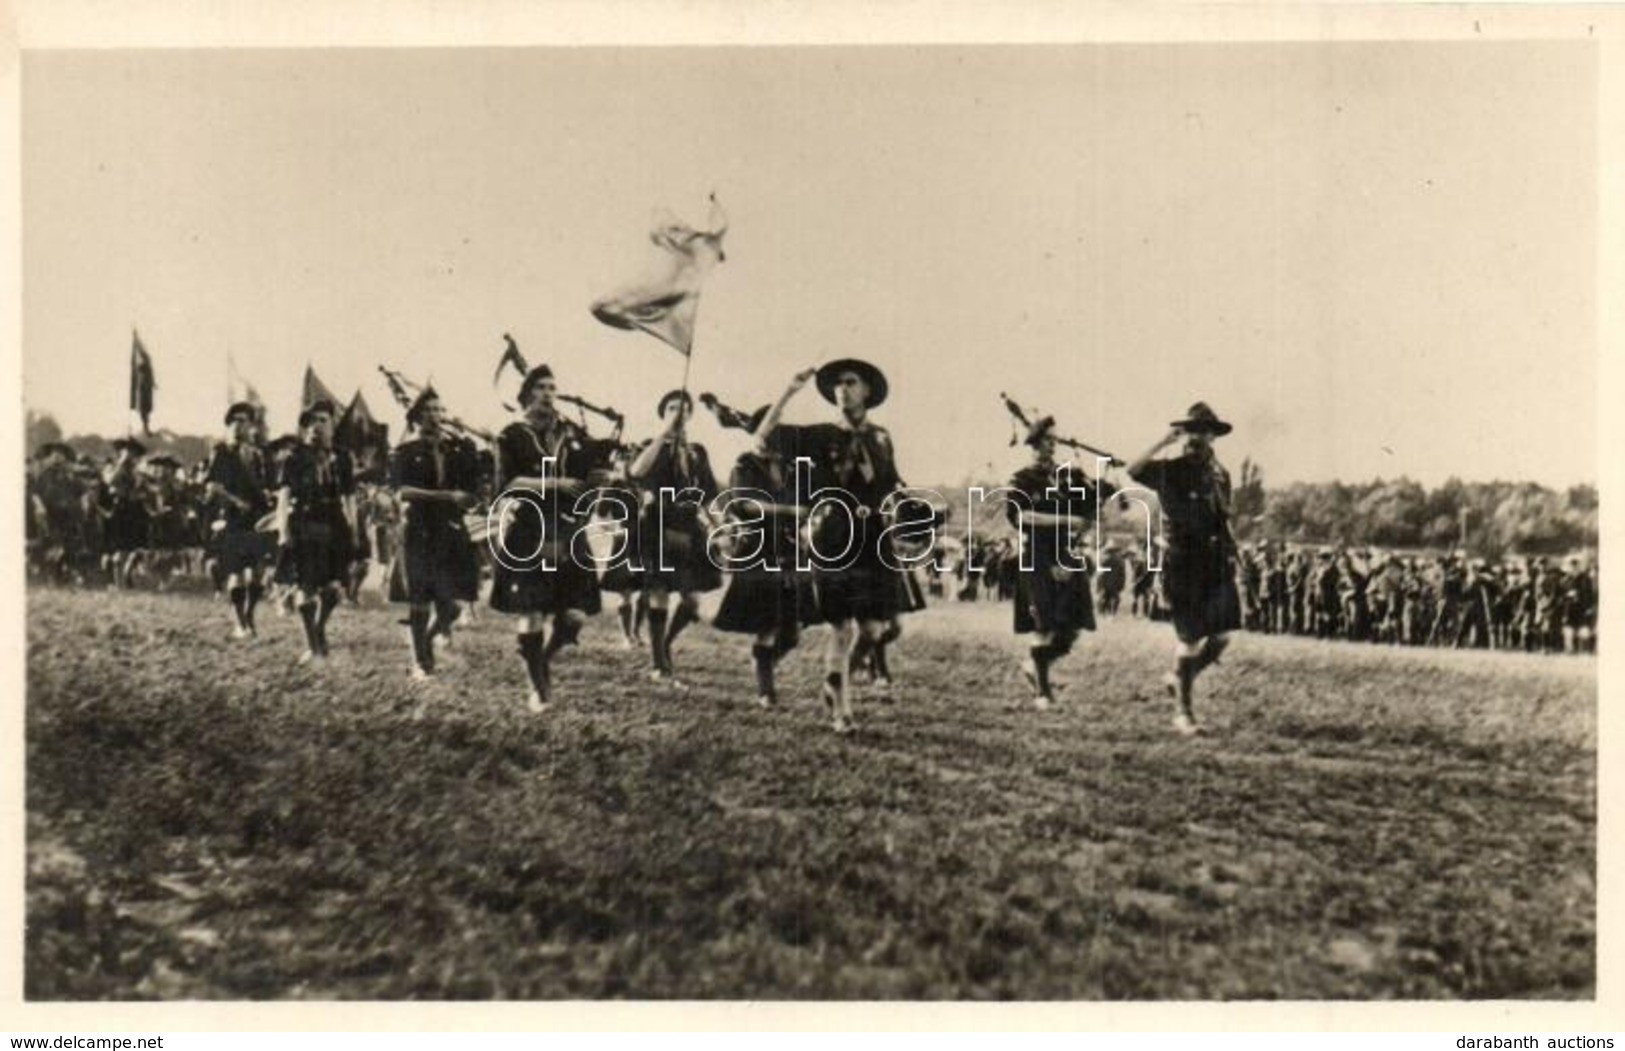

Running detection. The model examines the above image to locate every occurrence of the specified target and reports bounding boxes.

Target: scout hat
[517,364,556,406]
[111,437,148,456]
[405,385,441,428]
[657,389,694,418]
[36,441,75,461]
[298,399,338,428]
[224,401,258,426]
[1170,401,1232,436]
[815,358,888,409]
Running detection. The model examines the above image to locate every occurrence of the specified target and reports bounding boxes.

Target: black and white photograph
[8,1,1618,1022]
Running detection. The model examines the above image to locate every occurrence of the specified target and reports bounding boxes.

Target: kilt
[217,527,271,576]
[389,518,480,605]
[815,558,901,623]
[1162,545,1242,644]
[714,571,821,636]
[487,511,601,616]
[105,502,149,553]
[599,559,644,594]
[289,513,354,590]
[809,512,901,623]
[637,519,722,595]
[1014,563,1096,636]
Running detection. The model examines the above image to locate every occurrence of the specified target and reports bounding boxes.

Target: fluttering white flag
[590,195,728,357]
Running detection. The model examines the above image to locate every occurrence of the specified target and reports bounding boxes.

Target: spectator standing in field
[388,387,483,681]
[205,402,273,639]
[1126,402,1242,736]
[274,400,358,664]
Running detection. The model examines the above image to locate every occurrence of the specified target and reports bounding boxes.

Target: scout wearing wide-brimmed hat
[1126,400,1242,736]
[752,358,905,733]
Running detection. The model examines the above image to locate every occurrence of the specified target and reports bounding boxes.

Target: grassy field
[25,584,1595,1000]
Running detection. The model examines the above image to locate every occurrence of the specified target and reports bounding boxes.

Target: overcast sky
[22,43,1597,487]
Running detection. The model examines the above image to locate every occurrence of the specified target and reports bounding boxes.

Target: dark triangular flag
[130,330,156,435]
[337,389,389,478]
[302,364,340,412]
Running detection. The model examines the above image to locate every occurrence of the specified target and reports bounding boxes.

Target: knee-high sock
[517,631,548,695]
[316,589,340,654]
[1192,635,1229,675]
[633,592,648,638]
[428,600,460,640]
[228,586,249,629]
[1029,641,1055,696]
[752,644,778,701]
[618,602,634,639]
[822,670,843,709]
[409,607,434,672]
[1175,655,1199,712]
[667,600,698,649]
[872,641,892,682]
[298,601,322,654]
[848,634,875,677]
[646,608,670,672]
[879,620,902,646]
[544,617,581,661]
[244,583,263,630]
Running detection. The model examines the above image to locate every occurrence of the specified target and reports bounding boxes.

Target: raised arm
[1125,427,1185,482]
[751,367,818,454]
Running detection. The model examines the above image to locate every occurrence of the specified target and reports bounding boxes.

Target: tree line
[1229,457,1597,558]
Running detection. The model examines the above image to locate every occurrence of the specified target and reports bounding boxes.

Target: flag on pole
[590,195,728,357]
[228,352,267,429]
[378,365,421,411]
[337,390,390,478]
[493,332,530,386]
[302,364,340,411]
[130,330,156,435]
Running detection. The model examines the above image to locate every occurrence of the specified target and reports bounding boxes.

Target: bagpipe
[377,365,496,445]
[999,392,1124,468]
[494,334,627,446]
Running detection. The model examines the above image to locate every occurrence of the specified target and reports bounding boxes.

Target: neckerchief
[838,420,878,485]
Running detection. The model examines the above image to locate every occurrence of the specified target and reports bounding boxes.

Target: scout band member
[1006,415,1117,710]
[705,395,819,709]
[757,360,903,734]
[102,437,150,589]
[1126,402,1242,736]
[627,390,722,687]
[489,364,603,713]
[205,401,272,639]
[274,399,358,664]
[593,441,647,649]
[388,387,482,681]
